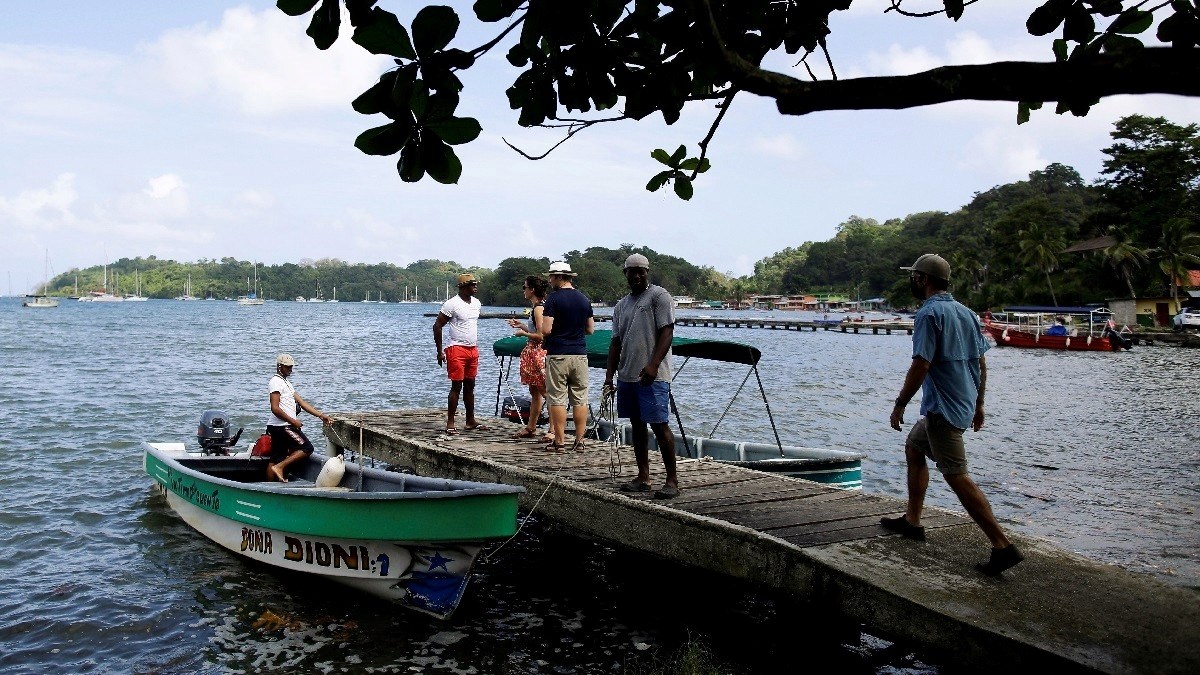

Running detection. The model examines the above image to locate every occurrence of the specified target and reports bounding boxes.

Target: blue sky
[3,1,1198,293]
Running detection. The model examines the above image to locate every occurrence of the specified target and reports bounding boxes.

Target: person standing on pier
[604,253,680,499]
[540,261,595,452]
[434,273,487,434]
[885,254,1023,576]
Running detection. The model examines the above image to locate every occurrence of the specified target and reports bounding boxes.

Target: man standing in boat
[267,353,333,482]
[604,253,680,499]
[434,273,487,434]
[885,254,1023,576]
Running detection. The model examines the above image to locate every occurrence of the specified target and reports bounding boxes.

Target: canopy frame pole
[669,390,693,459]
[751,362,785,457]
[709,365,755,439]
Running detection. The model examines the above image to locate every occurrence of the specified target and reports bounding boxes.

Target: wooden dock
[437,312,914,334]
[326,410,1198,674]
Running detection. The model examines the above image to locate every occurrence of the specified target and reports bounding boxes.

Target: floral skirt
[519,343,547,388]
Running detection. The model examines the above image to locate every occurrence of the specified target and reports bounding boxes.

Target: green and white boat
[143,441,524,618]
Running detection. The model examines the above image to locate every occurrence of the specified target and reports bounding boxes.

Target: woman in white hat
[266,353,332,482]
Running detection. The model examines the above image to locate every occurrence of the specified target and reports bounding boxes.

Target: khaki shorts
[545,355,589,407]
[906,414,968,475]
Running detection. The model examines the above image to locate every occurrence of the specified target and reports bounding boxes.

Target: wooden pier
[326,410,1198,674]
[439,312,914,334]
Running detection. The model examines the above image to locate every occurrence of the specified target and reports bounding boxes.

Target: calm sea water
[1,298,1196,673]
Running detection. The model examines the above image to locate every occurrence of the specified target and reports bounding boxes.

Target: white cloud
[0,173,79,230]
[958,128,1048,177]
[111,174,189,222]
[334,209,420,254]
[144,6,387,116]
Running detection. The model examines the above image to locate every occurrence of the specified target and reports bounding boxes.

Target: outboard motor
[197,409,244,455]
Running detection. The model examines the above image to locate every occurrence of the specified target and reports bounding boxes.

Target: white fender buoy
[1065,337,1071,347]
[1087,336,1092,346]
[1001,329,1010,342]
[316,454,346,487]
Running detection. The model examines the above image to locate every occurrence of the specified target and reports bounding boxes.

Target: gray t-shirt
[611,284,675,382]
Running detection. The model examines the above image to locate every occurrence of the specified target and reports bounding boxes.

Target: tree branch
[733,49,1200,116]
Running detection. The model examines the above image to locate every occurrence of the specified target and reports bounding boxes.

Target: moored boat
[143,431,524,618]
[492,331,865,489]
[982,306,1131,352]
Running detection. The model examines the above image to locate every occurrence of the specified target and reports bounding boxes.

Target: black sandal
[544,442,564,452]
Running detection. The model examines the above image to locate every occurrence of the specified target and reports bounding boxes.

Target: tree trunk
[1046,270,1058,306]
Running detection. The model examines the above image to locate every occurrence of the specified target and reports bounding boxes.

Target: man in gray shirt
[604,254,679,499]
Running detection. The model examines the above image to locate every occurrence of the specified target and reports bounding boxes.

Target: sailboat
[22,249,60,308]
[125,269,149,301]
[83,260,124,302]
[328,286,339,303]
[175,274,198,301]
[398,284,420,303]
[237,263,264,305]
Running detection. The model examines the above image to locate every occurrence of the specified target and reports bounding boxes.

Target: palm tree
[1018,222,1067,306]
[1148,217,1200,304]
[1102,226,1148,299]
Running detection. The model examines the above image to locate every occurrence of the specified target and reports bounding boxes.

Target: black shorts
[267,424,315,461]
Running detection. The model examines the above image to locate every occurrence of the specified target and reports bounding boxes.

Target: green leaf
[651,148,675,167]
[354,122,410,156]
[427,116,481,145]
[943,0,965,21]
[669,145,687,164]
[422,137,463,184]
[409,79,430,119]
[473,0,523,23]
[412,5,459,57]
[1112,9,1153,34]
[1052,38,1069,61]
[673,174,693,200]
[646,170,672,192]
[1017,101,1043,125]
[277,0,320,17]
[351,8,416,59]
[1027,0,1071,36]
[397,138,424,182]
[1063,8,1096,42]
[305,0,341,50]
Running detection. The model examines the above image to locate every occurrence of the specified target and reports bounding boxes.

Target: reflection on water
[0,299,1194,672]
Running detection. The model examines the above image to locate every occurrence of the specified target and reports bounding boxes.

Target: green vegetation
[279,1,1200,196]
[47,115,1198,310]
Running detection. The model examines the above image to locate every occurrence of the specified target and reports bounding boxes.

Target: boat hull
[595,420,864,490]
[143,442,523,618]
[983,324,1123,352]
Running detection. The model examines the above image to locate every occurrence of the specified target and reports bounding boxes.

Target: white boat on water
[175,274,198,301]
[125,269,149,301]
[23,250,60,308]
[237,263,264,305]
[143,412,524,619]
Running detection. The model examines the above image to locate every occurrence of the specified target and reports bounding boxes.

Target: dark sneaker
[976,545,1024,576]
[880,515,925,541]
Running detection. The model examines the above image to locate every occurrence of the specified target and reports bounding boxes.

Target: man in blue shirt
[884,254,1023,576]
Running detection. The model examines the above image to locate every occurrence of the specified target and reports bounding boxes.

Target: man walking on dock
[885,253,1023,576]
[434,273,486,434]
[605,253,680,499]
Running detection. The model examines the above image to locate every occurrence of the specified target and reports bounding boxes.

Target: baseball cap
[457,273,478,286]
[624,253,650,270]
[900,253,951,281]
[276,353,296,366]
[547,261,577,276]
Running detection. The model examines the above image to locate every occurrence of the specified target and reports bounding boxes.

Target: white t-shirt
[268,374,296,426]
[440,295,482,348]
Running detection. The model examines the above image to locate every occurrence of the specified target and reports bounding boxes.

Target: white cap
[624,253,650,270]
[276,353,296,366]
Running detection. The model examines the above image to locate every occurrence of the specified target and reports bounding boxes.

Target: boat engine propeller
[197,409,243,455]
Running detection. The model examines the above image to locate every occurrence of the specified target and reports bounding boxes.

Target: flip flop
[619,479,653,493]
[653,485,680,499]
[512,428,536,439]
[465,423,490,431]
[444,427,458,435]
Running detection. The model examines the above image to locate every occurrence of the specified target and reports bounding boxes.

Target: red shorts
[445,345,479,381]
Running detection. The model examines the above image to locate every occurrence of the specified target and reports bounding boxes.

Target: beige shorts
[545,355,589,407]
[906,414,968,475]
